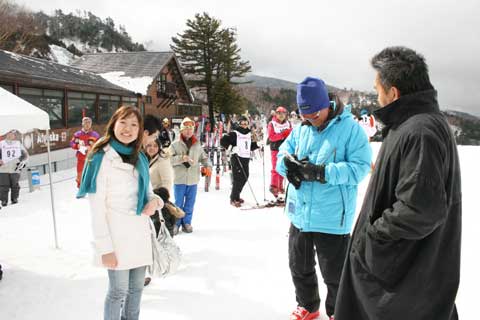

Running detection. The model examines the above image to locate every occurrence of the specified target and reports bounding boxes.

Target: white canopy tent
[0,87,59,248]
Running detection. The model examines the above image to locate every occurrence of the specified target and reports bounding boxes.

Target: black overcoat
[336,90,462,320]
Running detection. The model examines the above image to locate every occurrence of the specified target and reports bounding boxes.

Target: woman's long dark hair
[89,106,144,163]
[147,138,168,162]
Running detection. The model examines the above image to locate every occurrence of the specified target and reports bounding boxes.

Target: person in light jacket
[145,138,173,195]
[277,77,371,320]
[77,106,163,320]
[0,130,29,207]
[170,117,212,234]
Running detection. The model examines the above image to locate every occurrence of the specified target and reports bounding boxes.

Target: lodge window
[156,74,167,94]
[122,97,138,107]
[67,92,96,127]
[176,104,201,117]
[99,95,120,123]
[18,87,64,129]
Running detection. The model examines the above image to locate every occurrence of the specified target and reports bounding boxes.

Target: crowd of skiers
[1,46,462,320]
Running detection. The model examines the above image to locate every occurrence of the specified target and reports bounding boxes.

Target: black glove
[283,153,304,172]
[298,162,326,183]
[286,170,302,189]
[283,154,305,189]
[15,160,27,172]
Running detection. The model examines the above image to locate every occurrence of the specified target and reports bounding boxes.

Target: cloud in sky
[20,0,480,116]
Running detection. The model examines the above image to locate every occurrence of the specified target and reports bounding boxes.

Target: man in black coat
[335,46,462,320]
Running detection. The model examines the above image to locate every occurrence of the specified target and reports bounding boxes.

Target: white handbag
[148,212,181,277]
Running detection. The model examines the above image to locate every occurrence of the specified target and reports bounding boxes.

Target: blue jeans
[174,184,197,226]
[104,266,146,320]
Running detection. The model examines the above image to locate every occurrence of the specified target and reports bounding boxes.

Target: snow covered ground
[0,143,478,319]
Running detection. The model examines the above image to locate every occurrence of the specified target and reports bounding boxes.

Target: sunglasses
[182,121,195,127]
[239,122,249,126]
[301,101,337,123]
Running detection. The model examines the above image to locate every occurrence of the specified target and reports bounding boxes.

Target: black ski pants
[230,154,250,202]
[0,172,20,204]
[288,224,350,317]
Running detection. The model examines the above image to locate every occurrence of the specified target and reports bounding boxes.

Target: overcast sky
[20,0,480,116]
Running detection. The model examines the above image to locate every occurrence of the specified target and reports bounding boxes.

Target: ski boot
[289,306,320,320]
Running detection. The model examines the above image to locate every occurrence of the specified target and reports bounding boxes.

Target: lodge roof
[0,50,134,96]
[70,51,174,78]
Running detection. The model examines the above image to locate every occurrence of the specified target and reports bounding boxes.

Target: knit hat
[296,77,330,115]
[180,117,195,131]
[238,115,249,123]
[276,106,288,113]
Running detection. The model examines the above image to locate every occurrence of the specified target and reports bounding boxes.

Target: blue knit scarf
[76,139,150,215]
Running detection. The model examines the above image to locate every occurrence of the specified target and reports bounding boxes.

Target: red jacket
[267,117,292,151]
[70,129,100,159]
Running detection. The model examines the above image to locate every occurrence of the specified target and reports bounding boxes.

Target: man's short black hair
[371,46,434,96]
[144,114,161,134]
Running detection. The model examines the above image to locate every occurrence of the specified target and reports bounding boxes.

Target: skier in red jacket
[70,117,100,188]
[267,106,292,199]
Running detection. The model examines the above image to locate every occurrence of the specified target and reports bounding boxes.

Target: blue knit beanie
[296,77,330,115]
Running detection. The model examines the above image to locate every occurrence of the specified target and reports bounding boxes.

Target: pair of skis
[240,199,285,211]
[204,119,225,192]
[215,121,224,190]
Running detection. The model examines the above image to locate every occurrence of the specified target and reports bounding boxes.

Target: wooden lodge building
[0,49,199,173]
[70,51,201,123]
[0,49,199,151]
[0,49,136,156]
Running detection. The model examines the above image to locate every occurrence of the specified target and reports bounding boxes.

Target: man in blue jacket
[277,77,371,320]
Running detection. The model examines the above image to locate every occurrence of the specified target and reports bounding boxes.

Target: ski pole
[262,146,266,201]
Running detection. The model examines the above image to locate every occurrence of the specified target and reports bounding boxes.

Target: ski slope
[0,143,477,319]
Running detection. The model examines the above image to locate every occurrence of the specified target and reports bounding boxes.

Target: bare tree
[0,0,44,53]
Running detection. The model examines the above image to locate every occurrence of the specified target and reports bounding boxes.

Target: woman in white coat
[77,106,163,320]
[145,138,173,195]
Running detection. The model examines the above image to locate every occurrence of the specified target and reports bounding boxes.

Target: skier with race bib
[220,116,259,207]
[267,106,292,200]
[0,130,29,207]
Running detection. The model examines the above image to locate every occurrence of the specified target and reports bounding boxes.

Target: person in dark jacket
[335,46,462,320]
[220,116,259,207]
[151,187,178,237]
[159,118,176,148]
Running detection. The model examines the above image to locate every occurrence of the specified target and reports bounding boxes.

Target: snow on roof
[0,49,133,94]
[100,71,153,95]
[70,51,173,78]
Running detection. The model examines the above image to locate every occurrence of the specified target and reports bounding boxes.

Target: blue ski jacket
[276,108,372,234]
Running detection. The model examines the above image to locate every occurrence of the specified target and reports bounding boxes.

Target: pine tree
[171,12,251,130]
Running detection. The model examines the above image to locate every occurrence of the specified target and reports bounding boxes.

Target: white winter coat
[149,151,173,195]
[88,145,161,270]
